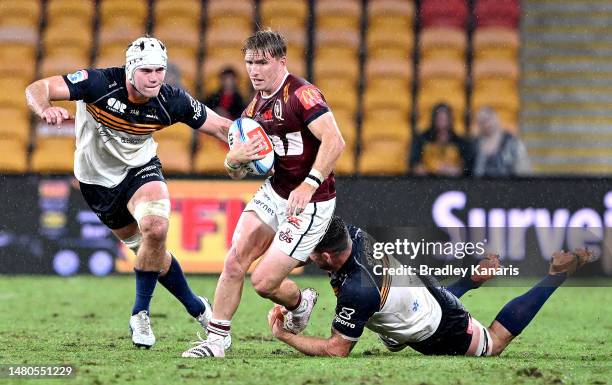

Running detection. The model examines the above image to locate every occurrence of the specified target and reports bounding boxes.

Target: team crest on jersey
[295,85,324,110]
[278,228,293,243]
[274,99,284,121]
[67,70,88,84]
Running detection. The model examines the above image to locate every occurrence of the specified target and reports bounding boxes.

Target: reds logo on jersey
[278,229,293,243]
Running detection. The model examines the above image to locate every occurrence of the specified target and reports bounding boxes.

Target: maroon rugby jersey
[242,73,336,202]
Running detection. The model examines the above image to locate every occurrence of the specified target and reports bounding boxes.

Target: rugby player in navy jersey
[25,36,235,349]
[182,29,345,358]
[267,216,593,357]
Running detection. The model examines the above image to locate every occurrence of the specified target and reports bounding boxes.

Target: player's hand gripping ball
[268,305,286,337]
[228,117,275,175]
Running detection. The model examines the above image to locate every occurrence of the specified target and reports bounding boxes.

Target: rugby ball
[228,117,274,175]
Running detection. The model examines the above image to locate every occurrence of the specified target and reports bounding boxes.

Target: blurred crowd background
[0,0,606,177]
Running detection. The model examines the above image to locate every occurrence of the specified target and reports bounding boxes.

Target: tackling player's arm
[286,111,345,215]
[268,306,355,357]
[197,106,232,144]
[25,76,72,125]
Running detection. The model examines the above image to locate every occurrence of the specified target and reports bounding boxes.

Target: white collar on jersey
[260,71,290,100]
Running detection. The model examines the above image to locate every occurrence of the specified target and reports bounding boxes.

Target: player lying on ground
[267,216,594,357]
[182,29,345,358]
[25,36,232,348]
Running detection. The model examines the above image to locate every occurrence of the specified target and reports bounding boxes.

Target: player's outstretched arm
[268,306,354,357]
[197,106,233,144]
[25,75,72,126]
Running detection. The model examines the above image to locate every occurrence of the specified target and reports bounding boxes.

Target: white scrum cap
[125,36,168,86]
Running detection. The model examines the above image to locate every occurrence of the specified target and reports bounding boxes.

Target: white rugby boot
[195,296,232,350]
[282,288,319,334]
[182,334,225,358]
[129,310,155,348]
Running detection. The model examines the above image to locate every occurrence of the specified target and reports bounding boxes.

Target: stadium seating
[193,134,229,174]
[0,138,28,173]
[359,140,409,175]
[419,27,467,61]
[97,0,148,66]
[474,0,520,29]
[473,27,520,61]
[30,136,75,173]
[420,0,468,29]
[0,107,29,146]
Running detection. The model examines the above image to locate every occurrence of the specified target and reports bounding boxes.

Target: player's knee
[122,233,142,255]
[251,273,277,299]
[223,247,249,280]
[138,216,168,245]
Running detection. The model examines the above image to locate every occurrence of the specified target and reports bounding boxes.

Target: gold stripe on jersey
[86,106,162,135]
[88,105,166,129]
[380,256,392,309]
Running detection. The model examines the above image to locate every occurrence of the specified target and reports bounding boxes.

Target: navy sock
[447,276,477,298]
[132,269,160,315]
[158,256,205,318]
[494,273,567,336]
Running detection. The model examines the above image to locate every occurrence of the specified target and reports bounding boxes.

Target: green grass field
[0,276,610,385]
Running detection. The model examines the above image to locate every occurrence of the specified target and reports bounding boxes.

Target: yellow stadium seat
[0,77,29,109]
[95,51,125,68]
[368,0,414,30]
[155,138,192,173]
[154,0,201,29]
[331,109,357,146]
[41,56,90,78]
[207,0,254,30]
[193,134,229,174]
[153,24,200,57]
[168,53,198,94]
[419,27,467,61]
[44,18,93,52]
[314,55,359,82]
[334,144,355,175]
[0,138,27,173]
[472,58,519,83]
[365,58,412,84]
[316,0,361,30]
[316,28,360,57]
[419,58,467,82]
[31,136,75,173]
[473,27,520,61]
[0,107,29,146]
[98,25,146,55]
[472,86,519,115]
[261,0,307,21]
[0,26,38,54]
[153,123,194,147]
[47,0,94,19]
[205,27,251,59]
[366,27,414,60]
[363,83,412,114]
[316,78,358,113]
[45,45,91,64]
[359,140,408,175]
[99,0,148,25]
[0,0,41,27]
[362,108,411,143]
[0,47,36,79]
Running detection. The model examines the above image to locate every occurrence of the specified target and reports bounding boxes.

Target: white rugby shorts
[244,179,335,262]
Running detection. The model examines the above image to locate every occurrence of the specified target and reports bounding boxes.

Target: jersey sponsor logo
[278,228,293,243]
[253,198,274,216]
[67,70,88,84]
[287,216,302,229]
[108,81,117,88]
[135,165,157,177]
[412,299,420,312]
[334,315,356,329]
[106,98,126,114]
[338,307,355,320]
[189,95,203,121]
[295,85,324,110]
[274,99,284,121]
[247,127,273,156]
[121,137,147,144]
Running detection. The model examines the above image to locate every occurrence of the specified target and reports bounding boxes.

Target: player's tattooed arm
[197,106,232,143]
[25,76,72,125]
